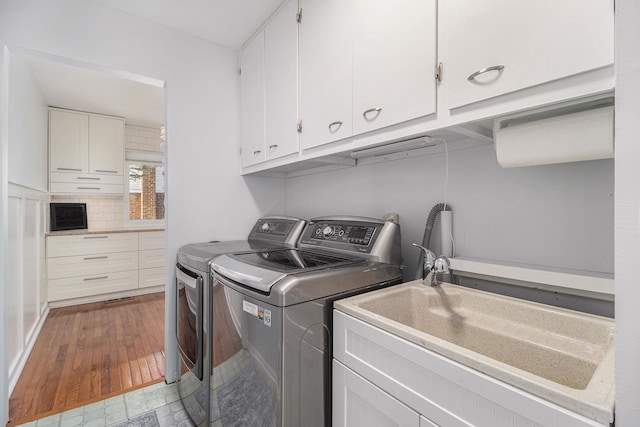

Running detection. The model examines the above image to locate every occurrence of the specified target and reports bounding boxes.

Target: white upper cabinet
[264,0,300,161]
[240,0,300,168]
[240,31,267,167]
[352,0,437,135]
[49,109,89,174]
[49,108,125,194]
[445,0,614,109]
[89,115,124,175]
[299,0,353,150]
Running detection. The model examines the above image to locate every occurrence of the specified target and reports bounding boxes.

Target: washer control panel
[248,217,307,247]
[311,223,376,246]
[299,218,385,255]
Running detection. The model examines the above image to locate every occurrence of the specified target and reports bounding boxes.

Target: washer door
[176,263,203,380]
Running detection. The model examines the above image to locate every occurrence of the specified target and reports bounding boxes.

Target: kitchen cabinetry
[47,230,165,305]
[299,0,436,150]
[49,108,125,194]
[240,0,299,168]
[444,0,614,109]
[333,310,608,427]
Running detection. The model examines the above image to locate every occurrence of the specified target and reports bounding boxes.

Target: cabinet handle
[253,150,262,156]
[363,107,382,120]
[83,256,108,260]
[95,170,118,174]
[467,65,505,82]
[328,121,343,132]
[84,276,108,281]
[269,144,278,152]
[76,177,101,181]
[84,235,108,239]
[57,167,82,172]
[77,186,101,190]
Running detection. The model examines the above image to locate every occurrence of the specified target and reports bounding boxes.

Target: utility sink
[335,281,615,422]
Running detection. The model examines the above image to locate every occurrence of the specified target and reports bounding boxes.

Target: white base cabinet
[47,230,165,304]
[333,310,608,427]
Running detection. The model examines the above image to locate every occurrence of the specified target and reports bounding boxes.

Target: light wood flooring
[9,293,166,425]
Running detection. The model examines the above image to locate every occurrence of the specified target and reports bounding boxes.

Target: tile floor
[18,381,195,427]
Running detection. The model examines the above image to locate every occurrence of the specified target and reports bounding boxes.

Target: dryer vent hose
[414,203,452,280]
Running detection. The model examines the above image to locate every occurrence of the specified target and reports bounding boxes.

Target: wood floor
[9,293,166,425]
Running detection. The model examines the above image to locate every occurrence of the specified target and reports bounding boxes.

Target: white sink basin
[335,281,615,422]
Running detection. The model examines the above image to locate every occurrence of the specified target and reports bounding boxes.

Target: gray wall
[286,142,614,282]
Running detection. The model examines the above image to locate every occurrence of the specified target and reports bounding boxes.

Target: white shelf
[449,257,614,301]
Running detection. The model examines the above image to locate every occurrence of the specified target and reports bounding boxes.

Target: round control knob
[261,223,271,232]
[322,225,334,237]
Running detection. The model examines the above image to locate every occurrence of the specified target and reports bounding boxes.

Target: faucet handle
[433,256,450,274]
[412,243,436,274]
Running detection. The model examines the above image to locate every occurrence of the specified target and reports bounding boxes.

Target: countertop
[46,227,165,237]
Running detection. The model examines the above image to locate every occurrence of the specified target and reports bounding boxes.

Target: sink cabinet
[333,310,608,427]
[49,108,125,194]
[444,0,614,109]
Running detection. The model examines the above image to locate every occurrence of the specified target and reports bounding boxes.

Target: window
[127,162,165,222]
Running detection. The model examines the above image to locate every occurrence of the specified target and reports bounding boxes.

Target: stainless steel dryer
[176,217,306,426]
[209,216,403,427]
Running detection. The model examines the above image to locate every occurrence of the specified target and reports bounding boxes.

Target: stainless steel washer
[209,216,402,427]
[176,217,306,426]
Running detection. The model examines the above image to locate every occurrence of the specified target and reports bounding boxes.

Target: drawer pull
[84,276,108,281]
[253,150,262,156]
[83,256,108,260]
[467,65,505,82]
[269,144,278,152]
[77,186,101,190]
[363,107,382,120]
[84,235,108,239]
[57,167,82,172]
[76,176,100,181]
[95,170,118,174]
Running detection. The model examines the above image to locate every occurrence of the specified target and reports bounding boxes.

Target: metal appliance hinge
[435,63,443,84]
[297,120,303,133]
[296,9,302,23]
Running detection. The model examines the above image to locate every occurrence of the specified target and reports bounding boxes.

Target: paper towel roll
[494,106,614,168]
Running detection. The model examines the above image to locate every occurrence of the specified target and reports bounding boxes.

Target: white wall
[8,54,48,191]
[286,144,614,281]
[0,1,286,420]
[614,0,640,424]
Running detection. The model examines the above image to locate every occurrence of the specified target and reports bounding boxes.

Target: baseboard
[47,285,165,308]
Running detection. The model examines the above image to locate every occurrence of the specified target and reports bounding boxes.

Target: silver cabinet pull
[84,276,108,281]
[77,186,101,190]
[76,176,100,181]
[328,121,343,132]
[253,150,262,156]
[57,167,82,172]
[269,144,278,152]
[95,170,118,174]
[467,65,505,82]
[84,235,108,239]
[83,256,108,260]
[363,107,382,120]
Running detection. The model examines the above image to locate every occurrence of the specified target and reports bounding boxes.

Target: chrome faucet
[413,243,451,286]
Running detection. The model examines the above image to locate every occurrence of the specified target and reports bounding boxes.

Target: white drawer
[48,270,138,301]
[50,172,123,184]
[48,233,138,257]
[50,182,124,195]
[139,249,165,269]
[139,231,165,250]
[48,251,138,279]
[139,267,165,288]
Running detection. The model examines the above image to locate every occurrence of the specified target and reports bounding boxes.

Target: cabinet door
[49,109,89,174]
[352,0,437,135]
[299,0,353,150]
[89,115,124,175]
[240,31,267,167]
[264,0,299,161]
[445,0,614,109]
[333,360,420,427]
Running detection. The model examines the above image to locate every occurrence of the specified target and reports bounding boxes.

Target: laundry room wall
[285,142,614,281]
